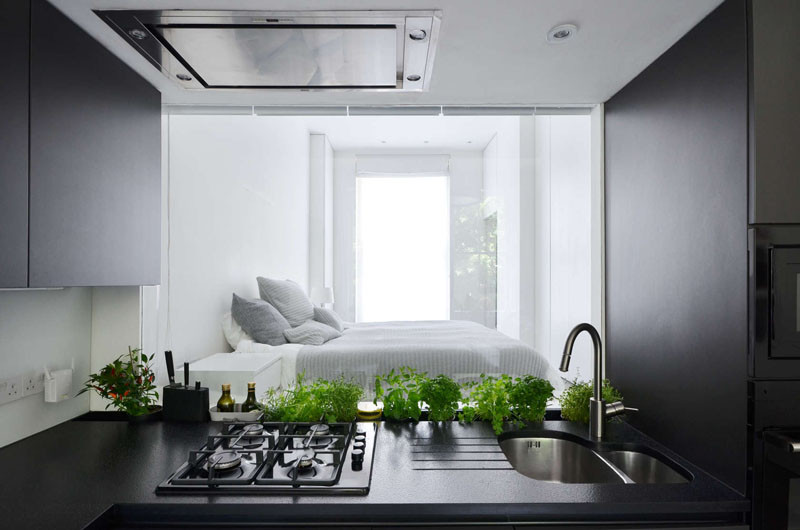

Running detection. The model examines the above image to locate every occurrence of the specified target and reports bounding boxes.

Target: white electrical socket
[23,372,45,396]
[0,376,23,405]
[0,374,42,405]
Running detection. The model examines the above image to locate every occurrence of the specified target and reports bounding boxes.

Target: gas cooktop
[156,421,377,495]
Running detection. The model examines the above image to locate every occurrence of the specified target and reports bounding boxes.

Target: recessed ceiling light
[409,29,427,41]
[128,28,148,40]
[547,23,578,44]
[406,74,421,82]
[176,73,193,81]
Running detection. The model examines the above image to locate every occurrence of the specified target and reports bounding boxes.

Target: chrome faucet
[559,323,636,440]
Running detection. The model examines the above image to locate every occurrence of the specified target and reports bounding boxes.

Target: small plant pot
[127,405,163,423]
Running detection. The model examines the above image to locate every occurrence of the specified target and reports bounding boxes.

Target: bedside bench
[189,351,282,404]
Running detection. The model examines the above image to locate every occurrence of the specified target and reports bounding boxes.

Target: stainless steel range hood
[95,10,441,91]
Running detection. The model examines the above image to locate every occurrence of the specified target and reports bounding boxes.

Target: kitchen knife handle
[165,350,175,384]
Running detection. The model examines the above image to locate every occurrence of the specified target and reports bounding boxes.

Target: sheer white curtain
[354,155,450,322]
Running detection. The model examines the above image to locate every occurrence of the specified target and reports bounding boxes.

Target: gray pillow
[230,294,290,346]
[313,307,344,333]
[257,277,314,327]
[283,320,341,346]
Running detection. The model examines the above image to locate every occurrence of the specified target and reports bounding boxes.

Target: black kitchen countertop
[0,417,749,529]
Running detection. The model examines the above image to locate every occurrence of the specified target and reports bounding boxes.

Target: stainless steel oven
[751,381,800,529]
[761,430,800,528]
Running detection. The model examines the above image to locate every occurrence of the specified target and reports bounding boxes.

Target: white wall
[0,289,92,447]
[89,287,141,410]
[155,115,312,373]
[332,152,358,321]
[309,134,334,297]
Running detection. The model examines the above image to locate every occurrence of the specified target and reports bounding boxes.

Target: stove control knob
[354,432,366,441]
[353,440,366,451]
[351,459,363,471]
[356,429,366,437]
[351,448,364,462]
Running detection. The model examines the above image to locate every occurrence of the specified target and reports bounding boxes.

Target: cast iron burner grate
[157,421,376,495]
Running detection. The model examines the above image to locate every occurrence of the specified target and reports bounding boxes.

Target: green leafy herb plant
[460,375,512,434]
[559,379,623,424]
[509,375,555,423]
[419,374,462,421]
[78,347,159,416]
[374,367,426,421]
[261,374,364,423]
[460,374,555,434]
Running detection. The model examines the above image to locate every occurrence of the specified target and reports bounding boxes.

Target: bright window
[355,175,449,321]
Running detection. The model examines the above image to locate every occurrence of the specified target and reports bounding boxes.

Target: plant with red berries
[79,347,159,416]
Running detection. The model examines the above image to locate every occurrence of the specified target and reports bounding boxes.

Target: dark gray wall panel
[29,0,160,287]
[605,0,748,493]
[749,0,800,224]
[0,0,30,287]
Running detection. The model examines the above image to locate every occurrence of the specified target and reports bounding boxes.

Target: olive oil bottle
[217,383,235,412]
[241,382,258,413]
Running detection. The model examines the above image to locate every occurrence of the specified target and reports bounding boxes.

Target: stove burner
[242,424,264,436]
[230,423,269,450]
[297,455,315,472]
[309,424,330,435]
[207,451,242,471]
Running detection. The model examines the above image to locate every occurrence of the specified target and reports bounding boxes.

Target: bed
[235,319,564,393]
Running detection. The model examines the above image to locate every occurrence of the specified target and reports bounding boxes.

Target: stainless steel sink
[499,436,626,483]
[602,450,689,484]
[499,432,691,485]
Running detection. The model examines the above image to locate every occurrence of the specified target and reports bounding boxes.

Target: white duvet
[237,320,563,393]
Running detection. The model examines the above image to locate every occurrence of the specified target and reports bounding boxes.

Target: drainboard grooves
[412,452,508,461]
[412,460,514,470]
[408,437,512,470]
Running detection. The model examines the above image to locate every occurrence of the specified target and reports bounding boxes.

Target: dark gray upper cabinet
[0,0,31,288]
[28,0,161,286]
[749,0,800,224]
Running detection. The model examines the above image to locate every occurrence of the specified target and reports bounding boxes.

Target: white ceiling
[302,115,516,150]
[49,0,723,106]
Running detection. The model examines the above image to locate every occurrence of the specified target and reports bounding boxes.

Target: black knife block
[163,385,210,422]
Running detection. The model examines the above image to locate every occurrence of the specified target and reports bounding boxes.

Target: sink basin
[602,450,689,484]
[499,431,691,485]
[499,436,626,483]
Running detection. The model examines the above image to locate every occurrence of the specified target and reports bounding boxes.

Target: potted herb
[509,375,555,424]
[559,379,623,423]
[79,347,161,420]
[374,367,425,421]
[261,374,363,423]
[460,374,555,434]
[419,374,462,421]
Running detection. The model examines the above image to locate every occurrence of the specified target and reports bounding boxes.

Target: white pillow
[221,312,252,350]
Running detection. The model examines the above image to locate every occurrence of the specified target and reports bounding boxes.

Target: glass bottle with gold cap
[241,382,258,413]
[217,383,235,412]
